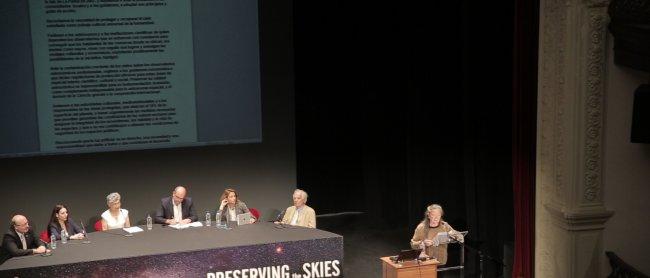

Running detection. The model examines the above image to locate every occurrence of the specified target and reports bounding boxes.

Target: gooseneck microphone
[119,209,134,237]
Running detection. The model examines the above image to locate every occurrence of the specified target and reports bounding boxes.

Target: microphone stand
[119,209,134,237]
[451,237,505,278]
[80,221,91,244]
[437,235,467,277]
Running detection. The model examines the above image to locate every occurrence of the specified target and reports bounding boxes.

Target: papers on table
[169,222,203,229]
[123,226,144,233]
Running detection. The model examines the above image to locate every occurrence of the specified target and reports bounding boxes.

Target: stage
[0,222,343,277]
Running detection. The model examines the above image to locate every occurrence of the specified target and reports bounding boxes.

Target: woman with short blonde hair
[100,192,131,230]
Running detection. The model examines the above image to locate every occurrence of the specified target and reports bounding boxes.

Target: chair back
[249,208,261,222]
[39,230,50,243]
[94,220,103,232]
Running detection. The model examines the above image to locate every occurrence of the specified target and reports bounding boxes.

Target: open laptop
[391,249,422,262]
[237,212,252,226]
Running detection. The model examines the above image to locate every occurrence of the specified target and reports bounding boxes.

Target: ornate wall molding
[536,0,613,277]
[538,0,567,208]
[582,6,608,205]
[545,204,614,231]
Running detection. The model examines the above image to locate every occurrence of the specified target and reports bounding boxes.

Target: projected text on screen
[29,0,197,151]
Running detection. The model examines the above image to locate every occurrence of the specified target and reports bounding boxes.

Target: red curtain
[512,0,538,277]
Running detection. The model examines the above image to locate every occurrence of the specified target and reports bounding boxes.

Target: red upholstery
[39,230,50,243]
[94,220,103,232]
[249,208,260,223]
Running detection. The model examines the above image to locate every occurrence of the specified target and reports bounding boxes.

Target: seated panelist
[101,192,131,230]
[0,215,49,264]
[155,186,198,225]
[48,204,84,240]
[217,188,256,223]
[277,189,316,228]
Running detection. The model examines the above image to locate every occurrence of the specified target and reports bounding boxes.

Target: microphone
[271,210,286,228]
[119,209,134,237]
[274,210,285,222]
[80,221,91,244]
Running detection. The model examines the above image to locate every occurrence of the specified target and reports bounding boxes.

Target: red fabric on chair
[249,208,260,222]
[39,230,50,243]
[94,220,103,232]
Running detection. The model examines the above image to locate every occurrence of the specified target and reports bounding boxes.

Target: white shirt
[173,201,182,223]
[228,207,237,222]
[16,231,26,249]
[290,207,303,225]
[101,209,128,229]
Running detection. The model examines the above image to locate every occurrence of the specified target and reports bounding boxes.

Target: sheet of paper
[435,232,451,245]
[169,221,203,229]
[123,226,144,233]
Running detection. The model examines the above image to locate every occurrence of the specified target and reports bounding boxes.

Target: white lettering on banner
[208,265,289,278]
[206,261,340,278]
[301,260,340,278]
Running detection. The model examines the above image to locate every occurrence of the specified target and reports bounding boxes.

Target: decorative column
[536,0,614,277]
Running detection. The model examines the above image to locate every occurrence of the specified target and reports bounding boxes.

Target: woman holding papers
[217,188,256,223]
[100,192,131,230]
[48,204,84,240]
[410,204,464,265]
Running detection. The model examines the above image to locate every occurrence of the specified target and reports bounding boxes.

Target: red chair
[249,208,261,223]
[94,220,103,232]
[39,230,50,243]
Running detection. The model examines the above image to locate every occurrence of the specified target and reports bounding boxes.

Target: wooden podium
[380,256,439,278]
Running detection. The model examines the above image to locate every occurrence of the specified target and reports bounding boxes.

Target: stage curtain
[512,0,539,277]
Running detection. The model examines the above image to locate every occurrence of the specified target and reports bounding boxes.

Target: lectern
[380,256,439,278]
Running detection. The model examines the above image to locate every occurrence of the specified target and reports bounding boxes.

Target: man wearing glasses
[0,215,50,264]
[155,186,198,225]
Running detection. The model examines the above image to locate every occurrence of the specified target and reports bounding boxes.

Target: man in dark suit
[154,186,198,224]
[0,215,49,264]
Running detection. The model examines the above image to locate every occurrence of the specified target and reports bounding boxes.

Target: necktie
[18,233,27,250]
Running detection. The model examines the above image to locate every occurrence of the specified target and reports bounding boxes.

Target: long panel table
[0,222,343,277]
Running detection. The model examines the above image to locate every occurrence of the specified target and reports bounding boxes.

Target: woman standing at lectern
[410,204,464,265]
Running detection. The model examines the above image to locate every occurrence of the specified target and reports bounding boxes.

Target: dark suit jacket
[154,196,198,224]
[48,218,83,240]
[0,228,45,264]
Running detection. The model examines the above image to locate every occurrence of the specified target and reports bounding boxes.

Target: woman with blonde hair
[100,192,131,230]
[217,188,255,223]
[410,204,464,265]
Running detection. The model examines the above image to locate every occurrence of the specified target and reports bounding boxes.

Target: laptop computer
[392,249,422,262]
[237,212,252,226]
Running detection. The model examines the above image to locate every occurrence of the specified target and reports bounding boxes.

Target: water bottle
[50,234,57,249]
[146,214,153,230]
[215,211,221,227]
[205,211,211,226]
[61,230,68,244]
